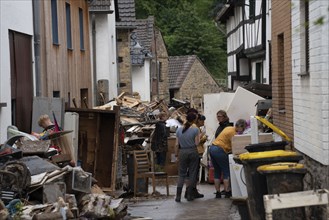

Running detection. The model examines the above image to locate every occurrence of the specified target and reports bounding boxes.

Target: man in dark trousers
[151,112,169,171]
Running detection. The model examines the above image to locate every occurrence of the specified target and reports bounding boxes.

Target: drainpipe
[32,0,41,96]
[91,13,97,106]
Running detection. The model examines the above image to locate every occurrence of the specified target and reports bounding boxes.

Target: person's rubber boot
[184,186,189,199]
[175,187,182,202]
[224,191,232,198]
[215,191,222,198]
[186,186,194,201]
[192,187,204,199]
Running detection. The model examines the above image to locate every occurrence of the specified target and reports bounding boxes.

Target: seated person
[32,114,61,139]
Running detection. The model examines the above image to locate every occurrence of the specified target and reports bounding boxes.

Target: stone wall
[117,29,132,94]
[302,154,329,219]
[178,58,223,111]
[155,29,169,103]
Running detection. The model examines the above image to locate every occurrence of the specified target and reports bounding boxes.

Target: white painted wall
[291,0,329,165]
[0,0,34,143]
[132,60,151,102]
[264,0,271,84]
[92,0,118,102]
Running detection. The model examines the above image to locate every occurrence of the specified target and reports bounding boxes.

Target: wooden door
[9,31,33,133]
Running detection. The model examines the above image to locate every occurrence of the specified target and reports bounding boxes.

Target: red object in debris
[208,167,214,184]
[0,147,12,156]
[52,111,61,132]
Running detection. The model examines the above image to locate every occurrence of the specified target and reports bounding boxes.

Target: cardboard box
[232,133,273,155]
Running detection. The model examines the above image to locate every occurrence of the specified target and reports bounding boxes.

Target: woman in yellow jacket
[209,119,247,198]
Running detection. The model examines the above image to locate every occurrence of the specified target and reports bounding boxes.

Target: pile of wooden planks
[116,92,141,108]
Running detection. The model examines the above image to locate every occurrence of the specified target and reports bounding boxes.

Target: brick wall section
[117,29,132,94]
[271,0,294,142]
[177,59,223,110]
[155,29,169,102]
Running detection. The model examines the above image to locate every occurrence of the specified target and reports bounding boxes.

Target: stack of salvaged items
[94,93,188,197]
[0,128,127,220]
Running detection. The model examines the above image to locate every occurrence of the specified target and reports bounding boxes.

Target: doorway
[9,31,33,133]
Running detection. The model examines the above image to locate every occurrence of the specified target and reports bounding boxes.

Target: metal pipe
[92,13,97,106]
[32,0,41,96]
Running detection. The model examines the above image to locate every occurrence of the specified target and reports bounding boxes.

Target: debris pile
[0,127,127,220]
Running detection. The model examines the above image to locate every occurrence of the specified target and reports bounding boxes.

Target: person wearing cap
[209,119,247,198]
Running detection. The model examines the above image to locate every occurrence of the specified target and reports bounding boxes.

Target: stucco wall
[0,0,34,143]
[94,11,118,101]
[132,61,151,101]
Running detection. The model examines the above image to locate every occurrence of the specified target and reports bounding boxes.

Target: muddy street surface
[120,179,241,220]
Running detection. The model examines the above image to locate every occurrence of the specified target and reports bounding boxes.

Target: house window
[53,91,60,98]
[66,3,72,49]
[255,62,263,83]
[79,8,84,50]
[299,0,309,75]
[51,0,59,44]
[249,0,255,19]
[277,33,285,112]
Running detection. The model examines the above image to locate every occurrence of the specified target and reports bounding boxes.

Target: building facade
[37,0,92,108]
[89,0,119,105]
[271,0,294,143]
[169,55,223,110]
[116,0,136,95]
[216,0,271,90]
[0,0,34,140]
[131,16,169,102]
[291,1,329,218]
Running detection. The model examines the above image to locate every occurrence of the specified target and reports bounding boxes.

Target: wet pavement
[121,177,242,220]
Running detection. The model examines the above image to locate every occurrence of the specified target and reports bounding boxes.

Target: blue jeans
[156,151,167,166]
[209,145,230,179]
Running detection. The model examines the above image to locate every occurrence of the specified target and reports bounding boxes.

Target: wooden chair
[133,150,169,197]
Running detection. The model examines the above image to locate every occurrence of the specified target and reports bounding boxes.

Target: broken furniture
[263,189,329,220]
[66,107,120,191]
[133,150,169,197]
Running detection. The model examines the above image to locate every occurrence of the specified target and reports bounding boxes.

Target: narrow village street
[1,0,329,219]
[120,179,240,220]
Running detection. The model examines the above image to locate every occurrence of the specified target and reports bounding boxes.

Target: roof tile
[168,55,197,89]
[116,0,136,28]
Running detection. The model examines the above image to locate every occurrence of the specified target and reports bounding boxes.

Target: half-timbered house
[216,0,271,90]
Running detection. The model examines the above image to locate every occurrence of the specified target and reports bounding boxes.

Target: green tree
[135,0,227,79]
